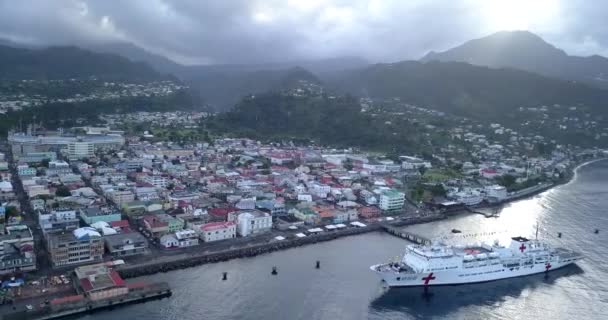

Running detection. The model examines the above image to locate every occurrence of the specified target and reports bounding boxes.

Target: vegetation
[55,185,72,197]
[422,168,462,182]
[327,61,608,126]
[206,93,427,153]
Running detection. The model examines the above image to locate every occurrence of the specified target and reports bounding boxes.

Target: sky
[0,0,607,65]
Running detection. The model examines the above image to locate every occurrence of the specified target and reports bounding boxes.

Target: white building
[67,141,95,160]
[400,156,432,170]
[200,221,236,242]
[236,210,272,237]
[174,229,199,247]
[143,175,169,189]
[379,190,405,211]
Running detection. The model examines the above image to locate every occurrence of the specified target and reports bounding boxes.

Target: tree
[5,206,18,217]
[429,184,447,197]
[418,165,427,176]
[55,185,71,197]
[343,159,354,171]
[41,158,50,168]
[496,174,516,188]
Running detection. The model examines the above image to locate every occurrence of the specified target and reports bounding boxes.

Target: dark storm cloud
[0,0,607,64]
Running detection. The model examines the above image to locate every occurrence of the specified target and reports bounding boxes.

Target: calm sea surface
[80,160,608,320]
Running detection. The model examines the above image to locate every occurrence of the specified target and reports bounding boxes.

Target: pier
[382,225,432,245]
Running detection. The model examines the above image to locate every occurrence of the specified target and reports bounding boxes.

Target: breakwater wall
[118,214,445,279]
[118,224,382,278]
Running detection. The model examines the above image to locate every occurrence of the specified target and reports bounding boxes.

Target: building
[256,200,287,217]
[38,210,80,234]
[174,229,199,247]
[275,216,305,231]
[0,181,15,201]
[17,165,36,177]
[46,228,104,267]
[291,207,320,225]
[142,175,169,189]
[104,232,148,257]
[200,221,236,242]
[46,160,72,176]
[400,156,432,170]
[358,206,381,219]
[67,141,95,160]
[19,151,57,164]
[74,263,129,301]
[379,189,405,211]
[8,133,124,159]
[80,207,122,225]
[236,210,272,237]
[142,213,183,238]
[0,225,36,274]
[108,190,135,206]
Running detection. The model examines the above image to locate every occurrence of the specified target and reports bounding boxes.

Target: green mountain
[0,44,166,81]
[186,66,323,110]
[421,31,608,88]
[208,92,420,151]
[324,60,608,123]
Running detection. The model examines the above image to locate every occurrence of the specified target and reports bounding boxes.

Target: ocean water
[80,160,608,320]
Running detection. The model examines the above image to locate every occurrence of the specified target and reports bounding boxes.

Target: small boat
[451,229,462,234]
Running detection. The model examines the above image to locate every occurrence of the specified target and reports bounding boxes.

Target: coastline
[4,156,604,317]
[568,157,608,185]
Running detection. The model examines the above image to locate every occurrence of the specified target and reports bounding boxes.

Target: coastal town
[0,108,605,318]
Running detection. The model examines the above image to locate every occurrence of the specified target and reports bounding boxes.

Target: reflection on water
[403,194,549,246]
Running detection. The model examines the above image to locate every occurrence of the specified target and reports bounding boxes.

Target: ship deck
[452,246,492,256]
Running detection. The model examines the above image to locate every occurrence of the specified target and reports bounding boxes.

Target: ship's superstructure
[371,236,581,287]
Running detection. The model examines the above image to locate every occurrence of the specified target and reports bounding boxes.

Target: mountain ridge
[420,30,608,88]
[0,44,167,81]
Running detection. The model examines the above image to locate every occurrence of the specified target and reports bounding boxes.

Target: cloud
[0,0,607,64]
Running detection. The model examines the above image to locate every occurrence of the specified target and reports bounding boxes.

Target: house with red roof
[74,263,129,301]
[480,168,499,179]
[200,221,236,242]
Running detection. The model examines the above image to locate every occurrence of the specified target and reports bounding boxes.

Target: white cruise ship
[370,236,582,287]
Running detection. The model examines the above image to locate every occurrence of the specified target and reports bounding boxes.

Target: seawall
[117,214,445,279]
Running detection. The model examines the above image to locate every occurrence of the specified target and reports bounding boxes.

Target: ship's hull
[371,260,577,287]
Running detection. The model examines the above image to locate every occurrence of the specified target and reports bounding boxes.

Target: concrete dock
[1,283,171,320]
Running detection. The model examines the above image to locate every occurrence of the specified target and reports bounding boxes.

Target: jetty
[382,224,432,245]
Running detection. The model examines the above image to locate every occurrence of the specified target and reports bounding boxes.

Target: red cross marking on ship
[519,244,526,252]
[545,262,552,271]
[422,272,435,286]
